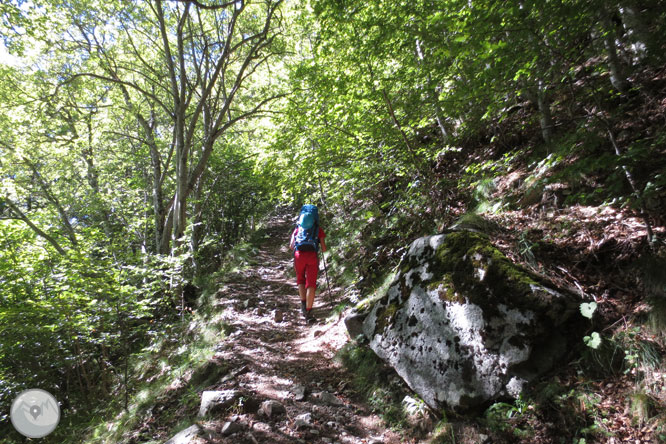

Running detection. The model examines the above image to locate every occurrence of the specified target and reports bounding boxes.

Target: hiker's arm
[320,237,327,253]
[289,230,295,250]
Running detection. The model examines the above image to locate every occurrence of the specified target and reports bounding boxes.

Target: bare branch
[173,0,238,10]
[2,196,67,255]
[61,73,172,117]
[21,157,78,247]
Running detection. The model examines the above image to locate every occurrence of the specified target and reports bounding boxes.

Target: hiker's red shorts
[294,250,319,289]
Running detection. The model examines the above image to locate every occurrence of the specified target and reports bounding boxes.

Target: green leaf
[579,302,597,319]
[583,332,602,349]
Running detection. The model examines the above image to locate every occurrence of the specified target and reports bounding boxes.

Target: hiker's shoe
[305,311,316,323]
[300,300,307,316]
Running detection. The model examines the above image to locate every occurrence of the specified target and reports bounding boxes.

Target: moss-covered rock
[359,228,579,411]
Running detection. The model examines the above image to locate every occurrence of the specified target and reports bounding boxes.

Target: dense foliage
[1,0,284,439]
[1,0,665,442]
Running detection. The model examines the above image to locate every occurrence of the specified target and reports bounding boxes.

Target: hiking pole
[320,249,333,302]
[309,139,334,302]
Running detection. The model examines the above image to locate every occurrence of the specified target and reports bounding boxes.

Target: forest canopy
[1,0,665,442]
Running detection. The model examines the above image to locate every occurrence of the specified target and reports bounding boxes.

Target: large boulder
[359,229,579,411]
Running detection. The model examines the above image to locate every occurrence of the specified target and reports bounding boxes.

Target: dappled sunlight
[191,215,403,444]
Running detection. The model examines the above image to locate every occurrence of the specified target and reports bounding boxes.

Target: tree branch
[21,157,78,247]
[2,196,67,255]
[174,0,238,10]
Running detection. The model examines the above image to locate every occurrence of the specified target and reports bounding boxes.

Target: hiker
[289,204,327,321]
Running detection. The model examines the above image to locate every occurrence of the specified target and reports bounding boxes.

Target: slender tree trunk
[601,10,630,92]
[415,39,448,141]
[521,82,554,144]
[138,114,166,254]
[381,89,424,173]
[71,333,92,396]
[536,80,553,144]
[81,114,117,242]
[72,360,86,395]
[608,130,654,243]
[115,299,130,411]
[160,206,174,255]
[172,136,189,247]
[619,1,650,62]
[190,171,207,276]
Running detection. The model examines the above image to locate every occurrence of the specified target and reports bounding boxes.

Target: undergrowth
[76,237,270,443]
[324,75,666,442]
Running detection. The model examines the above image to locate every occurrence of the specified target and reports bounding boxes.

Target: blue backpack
[294,204,320,252]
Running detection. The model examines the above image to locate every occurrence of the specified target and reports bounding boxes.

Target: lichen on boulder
[359,227,578,411]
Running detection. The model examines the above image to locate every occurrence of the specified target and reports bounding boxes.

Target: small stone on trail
[293,413,312,430]
[199,390,240,417]
[259,399,286,418]
[252,422,272,433]
[220,364,248,383]
[164,424,203,444]
[314,329,324,337]
[274,310,284,322]
[291,384,307,401]
[221,421,243,436]
[312,391,343,406]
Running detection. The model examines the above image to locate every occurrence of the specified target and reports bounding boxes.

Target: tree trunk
[190,171,207,276]
[521,82,554,144]
[139,114,166,254]
[536,80,553,144]
[415,39,448,141]
[172,137,189,247]
[619,1,650,62]
[81,114,116,242]
[601,10,630,92]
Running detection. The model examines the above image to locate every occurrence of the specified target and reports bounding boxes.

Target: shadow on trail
[193,214,404,444]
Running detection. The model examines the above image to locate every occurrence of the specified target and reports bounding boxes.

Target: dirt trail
[204,214,403,444]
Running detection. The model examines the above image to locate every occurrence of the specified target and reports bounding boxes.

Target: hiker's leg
[294,253,309,315]
[304,252,319,311]
[294,253,307,300]
[298,284,307,315]
[306,286,316,311]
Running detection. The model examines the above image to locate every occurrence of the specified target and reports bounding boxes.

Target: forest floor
[483,203,666,444]
[188,213,405,444]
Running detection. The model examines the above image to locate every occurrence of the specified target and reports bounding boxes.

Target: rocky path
[168,215,403,444]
